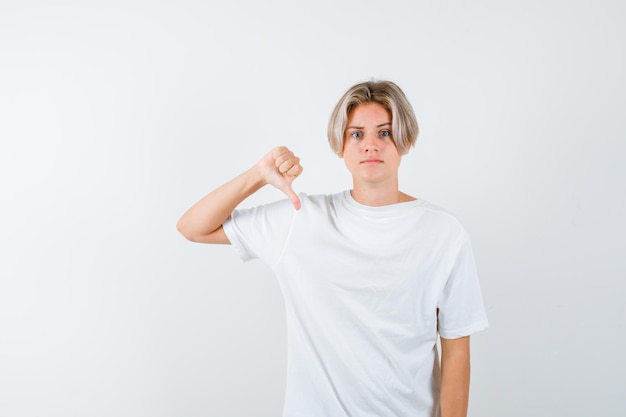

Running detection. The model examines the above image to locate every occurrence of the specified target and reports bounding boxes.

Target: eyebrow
[346,122,392,129]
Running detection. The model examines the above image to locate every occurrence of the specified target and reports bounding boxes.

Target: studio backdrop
[1,1,624,416]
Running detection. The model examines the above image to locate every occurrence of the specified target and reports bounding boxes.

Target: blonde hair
[327,80,419,155]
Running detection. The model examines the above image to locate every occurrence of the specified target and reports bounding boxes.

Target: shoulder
[298,191,345,210]
[229,197,298,227]
[415,200,470,241]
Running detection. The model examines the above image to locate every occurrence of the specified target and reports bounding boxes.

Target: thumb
[281,183,301,211]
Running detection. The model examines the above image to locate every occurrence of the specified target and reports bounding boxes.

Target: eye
[351,131,363,139]
[380,130,391,137]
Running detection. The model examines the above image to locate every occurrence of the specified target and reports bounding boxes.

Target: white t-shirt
[223,191,488,417]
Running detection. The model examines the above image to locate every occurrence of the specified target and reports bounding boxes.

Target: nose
[363,133,379,152]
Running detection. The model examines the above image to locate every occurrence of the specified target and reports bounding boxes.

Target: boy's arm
[440,336,471,417]
[176,146,303,244]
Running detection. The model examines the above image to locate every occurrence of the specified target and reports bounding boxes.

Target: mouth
[361,159,383,164]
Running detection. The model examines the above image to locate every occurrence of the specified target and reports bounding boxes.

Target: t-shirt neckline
[342,190,425,216]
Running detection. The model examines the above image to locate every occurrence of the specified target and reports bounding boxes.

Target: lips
[361,158,383,164]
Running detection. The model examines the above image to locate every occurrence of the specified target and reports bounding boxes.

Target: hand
[257,146,303,210]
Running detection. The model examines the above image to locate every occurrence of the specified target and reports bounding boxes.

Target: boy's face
[340,102,401,186]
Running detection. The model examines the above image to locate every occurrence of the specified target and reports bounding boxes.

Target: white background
[1,0,624,416]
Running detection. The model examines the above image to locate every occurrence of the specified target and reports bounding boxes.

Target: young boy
[177,81,488,417]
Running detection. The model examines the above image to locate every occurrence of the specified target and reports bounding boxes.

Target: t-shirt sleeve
[222,198,296,266]
[437,236,489,339]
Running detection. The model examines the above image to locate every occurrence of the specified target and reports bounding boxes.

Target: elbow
[176,218,195,242]
[176,216,227,244]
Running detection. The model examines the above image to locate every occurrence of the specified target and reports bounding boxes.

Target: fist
[258,146,303,210]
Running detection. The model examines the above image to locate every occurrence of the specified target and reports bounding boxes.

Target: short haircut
[327,80,419,156]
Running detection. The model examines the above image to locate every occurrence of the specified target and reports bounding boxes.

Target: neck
[350,181,414,207]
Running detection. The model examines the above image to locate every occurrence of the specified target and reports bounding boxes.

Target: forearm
[176,166,265,242]
[440,336,471,417]
[177,146,303,243]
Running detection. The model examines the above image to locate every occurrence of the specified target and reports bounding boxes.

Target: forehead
[346,102,391,126]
